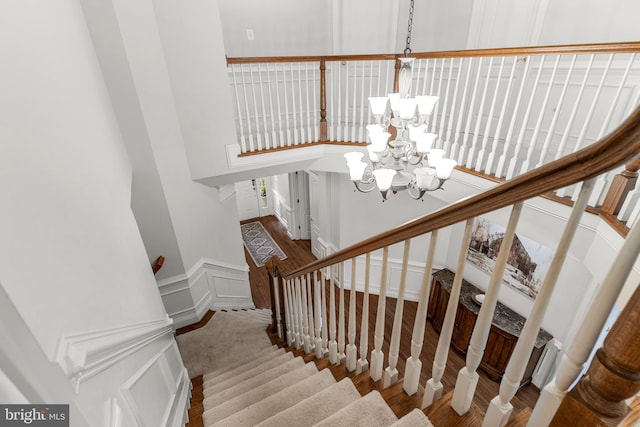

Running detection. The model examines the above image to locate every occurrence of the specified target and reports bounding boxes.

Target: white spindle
[404,230,438,395]
[496,56,532,178]
[298,63,305,143]
[506,56,546,179]
[258,64,271,149]
[519,55,561,174]
[357,253,371,374]
[305,62,312,144]
[289,64,299,145]
[451,202,523,415]
[567,54,614,202]
[458,57,484,164]
[266,64,278,148]
[351,62,358,142]
[314,271,324,358]
[240,64,255,152]
[274,64,285,146]
[529,207,640,426]
[346,257,358,371]
[475,56,506,171]
[438,58,454,151]
[483,179,595,427]
[451,58,473,162]
[329,62,335,141]
[320,270,329,357]
[535,55,577,169]
[287,279,297,347]
[282,63,292,146]
[293,277,303,349]
[306,273,316,353]
[313,65,319,141]
[444,58,464,156]
[300,275,311,353]
[384,240,411,388]
[423,219,474,408]
[338,261,346,363]
[248,63,263,151]
[591,54,636,207]
[432,59,445,143]
[231,66,247,153]
[466,57,494,168]
[344,62,351,141]
[370,246,390,382]
[328,264,338,364]
[283,279,293,346]
[337,63,342,141]
[486,56,518,175]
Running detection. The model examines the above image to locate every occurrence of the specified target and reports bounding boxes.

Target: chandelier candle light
[344,59,457,201]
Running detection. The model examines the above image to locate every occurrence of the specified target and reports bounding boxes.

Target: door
[289,171,311,240]
[308,171,322,258]
[235,179,260,221]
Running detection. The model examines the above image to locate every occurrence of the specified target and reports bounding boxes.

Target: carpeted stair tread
[256,378,361,427]
[203,351,294,396]
[312,391,398,427]
[222,310,272,324]
[203,356,304,406]
[211,369,336,426]
[202,345,280,382]
[202,362,318,425]
[390,408,434,426]
[204,347,285,386]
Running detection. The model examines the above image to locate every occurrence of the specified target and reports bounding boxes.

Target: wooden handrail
[276,106,640,281]
[226,41,640,65]
[152,256,165,275]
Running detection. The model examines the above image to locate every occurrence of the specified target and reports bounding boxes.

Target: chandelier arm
[406,186,427,200]
[407,152,424,165]
[353,180,378,194]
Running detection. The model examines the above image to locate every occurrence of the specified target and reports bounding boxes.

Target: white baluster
[293,277,303,349]
[568,55,614,202]
[305,62,312,144]
[496,56,531,178]
[314,270,324,358]
[458,57,483,165]
[519,55,561,174]
[329,62,335,141]
[328,264,338,364]
[344,62,350,141]
[534,55,577,169]
[306,273,316,352]
[248,63,263,150]
[239,64,255,152]
[346,257,358,371]
[486,56,518,175]
[431,59,444,142]
[451,202,523,415]
[320,270,329,357]
[445,58,464,157]
[423,219,474,408]
[529,205,640,426]
[384,240,411,388]
[300,275,311,353]
[287,279,297,347]
[404,230,438,395]
[351,61,358,142]
[338,261,346,363]
[337,62,343,142]
[483,179,595,427]
[438,58,454,151]
[450,58,473,162]
[590,54,636,207]
[506,56,546,179]
[283,279,293,346]
[258,64,271,149]
[312,65,319,141]
[357,253,372,374]
[274,64,285,146]
[298,63,305,143]
[282,63,292,146]
[466,57,494,169]
[289,63,299,145]
[475,56,506,172]
[371,247,390,382]
[230,65,247,153]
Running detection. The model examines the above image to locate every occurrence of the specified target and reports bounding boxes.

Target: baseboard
[158,258,253,328]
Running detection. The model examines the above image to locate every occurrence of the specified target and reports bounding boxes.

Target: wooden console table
[427,268,553,386]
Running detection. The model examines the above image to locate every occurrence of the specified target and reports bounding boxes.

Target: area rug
[176,311,273,378]
[240,221,287,267]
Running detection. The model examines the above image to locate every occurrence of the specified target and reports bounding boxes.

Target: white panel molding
[157,258,253,327]
[115,341,191,427]
[271,188,294,238]
[55,317,174,391]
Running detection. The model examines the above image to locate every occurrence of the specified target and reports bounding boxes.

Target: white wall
[0,1,189,425]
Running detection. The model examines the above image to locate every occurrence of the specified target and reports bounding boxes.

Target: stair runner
[198,309,434,427]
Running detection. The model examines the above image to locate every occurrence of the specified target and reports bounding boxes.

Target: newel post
[320,57,327,142]
[266,257,286,339]
[393,55,401,93]
[551,282,640,426]
[601,159,640,216]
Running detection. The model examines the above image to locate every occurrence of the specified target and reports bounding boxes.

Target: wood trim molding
[55,317,174,390]
[278,106,640,280]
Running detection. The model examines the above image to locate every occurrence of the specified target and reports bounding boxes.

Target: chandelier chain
[404,0,414,57]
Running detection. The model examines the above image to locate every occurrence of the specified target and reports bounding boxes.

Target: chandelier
[343,1,457,202]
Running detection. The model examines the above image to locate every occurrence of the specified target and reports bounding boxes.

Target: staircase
[194,309,435,426]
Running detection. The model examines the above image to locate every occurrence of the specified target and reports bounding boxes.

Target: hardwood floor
[247,215,540,419]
